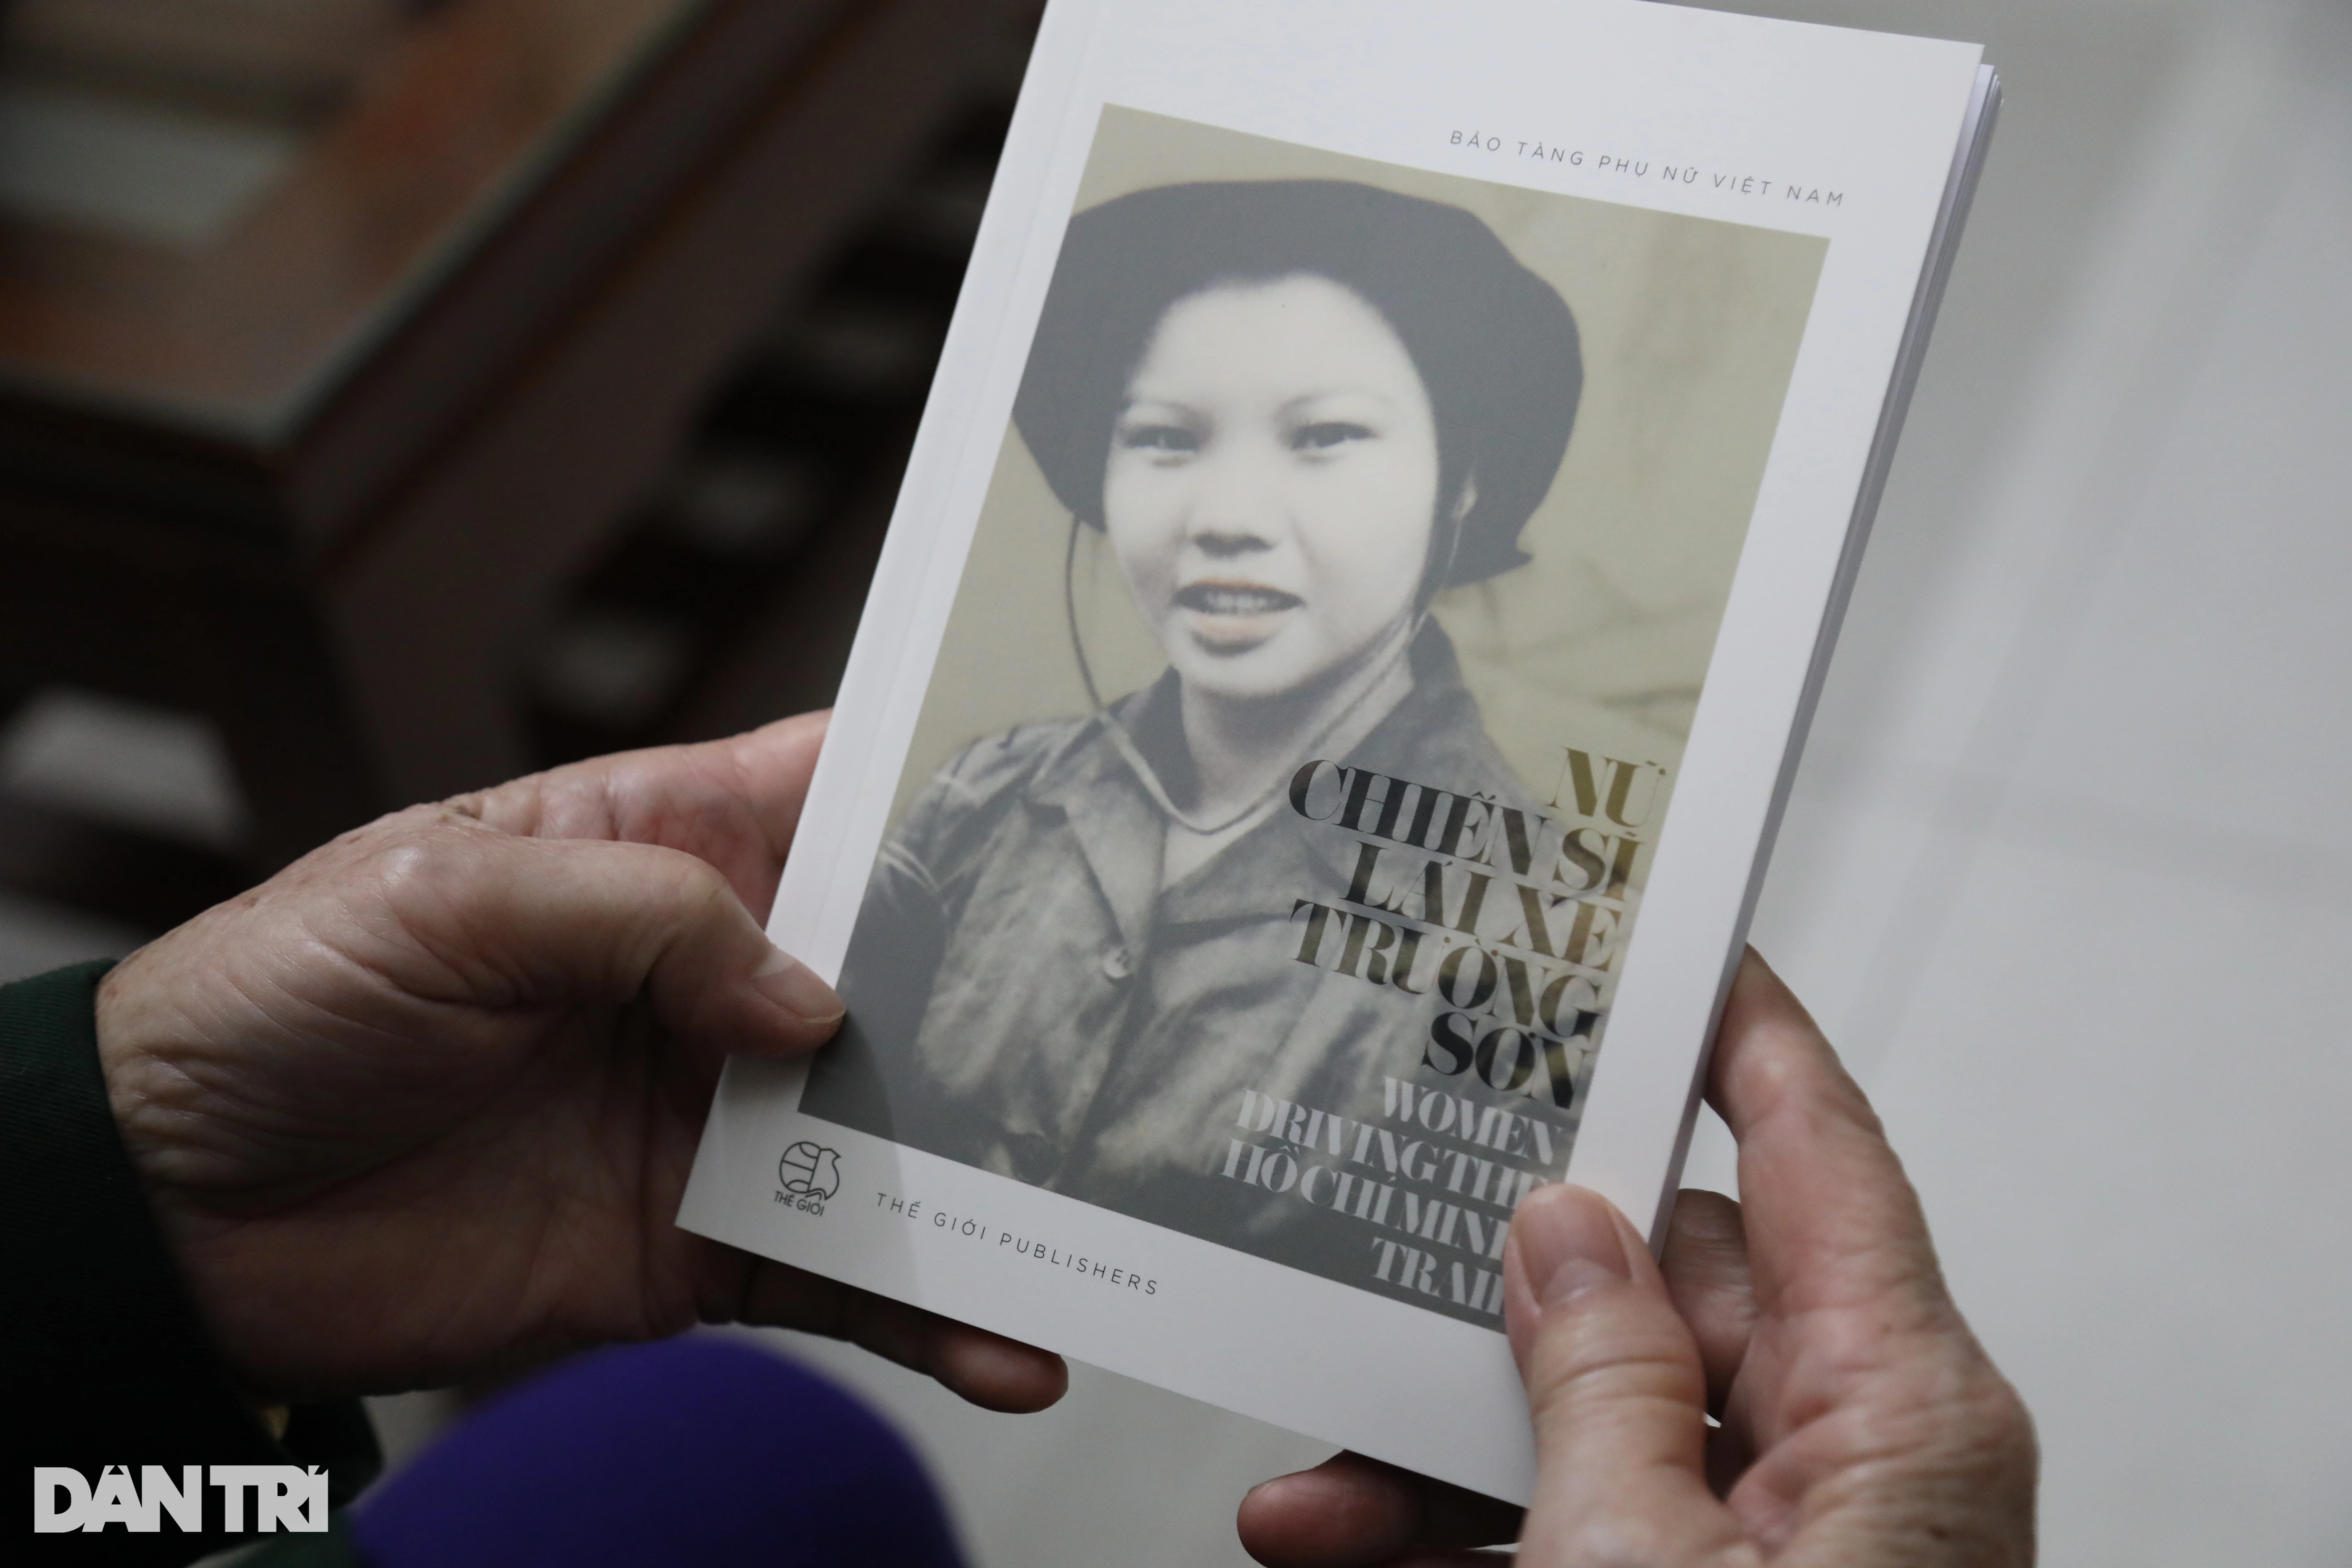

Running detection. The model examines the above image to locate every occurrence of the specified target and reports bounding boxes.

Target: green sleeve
[3,962,380,1565]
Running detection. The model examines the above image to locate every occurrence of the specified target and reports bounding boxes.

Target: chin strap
[1064,512,1108,714]
[1059,505,1442,838]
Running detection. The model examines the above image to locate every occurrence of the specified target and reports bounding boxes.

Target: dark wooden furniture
[0,0,1029,865]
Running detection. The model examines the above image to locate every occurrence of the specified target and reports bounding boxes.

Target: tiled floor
[5,0,2347,1562]
[1763,3,2352,1561]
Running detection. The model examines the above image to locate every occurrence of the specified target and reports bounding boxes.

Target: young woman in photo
[803,179,1584,1299]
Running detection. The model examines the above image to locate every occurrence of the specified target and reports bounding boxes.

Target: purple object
[352,1337,965,1567]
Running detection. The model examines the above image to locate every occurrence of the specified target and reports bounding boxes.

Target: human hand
[1237,949,2036,1565]
[95,713,1067,1414]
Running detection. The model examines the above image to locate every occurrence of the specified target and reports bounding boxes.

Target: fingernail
[1514,1185,1633,1307]
[752,948,844,1025]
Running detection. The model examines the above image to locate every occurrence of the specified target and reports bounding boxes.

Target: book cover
[682,0,1994,1501]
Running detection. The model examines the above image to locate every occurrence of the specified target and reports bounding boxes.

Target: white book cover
[681,0,1996,1502]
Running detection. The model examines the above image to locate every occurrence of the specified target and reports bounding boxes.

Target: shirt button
[1101,947,1133,982]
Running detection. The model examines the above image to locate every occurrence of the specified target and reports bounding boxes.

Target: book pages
[683,0,1993,1500]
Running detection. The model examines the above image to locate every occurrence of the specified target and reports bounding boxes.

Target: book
[681,0,1998,1502]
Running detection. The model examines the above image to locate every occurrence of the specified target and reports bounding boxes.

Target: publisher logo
[776,1141,840,1214]
[32,1465,328,1534]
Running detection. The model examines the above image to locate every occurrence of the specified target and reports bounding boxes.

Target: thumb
[396,822,844,1061]
[1505,1185,1747,1565]
[624,839,846,1064]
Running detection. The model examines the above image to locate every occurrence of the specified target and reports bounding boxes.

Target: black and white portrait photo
[800,109,1825,1322]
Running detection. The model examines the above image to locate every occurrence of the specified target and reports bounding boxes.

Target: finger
[711,712,831,909]
[451,711,831,915]
[1659,1190,1761,1485]
[374,821,842,1060]
[729,1253,1068,1412]
[1237,1452,1521,1568]
[1703,953,2037,1555]
[1706,950,1947,1329]
[1505,1184,1750,1565]
[1658,1189,1755,1410]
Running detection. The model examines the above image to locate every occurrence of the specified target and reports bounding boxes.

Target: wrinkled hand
[96,713,1066,1414]
[1238,950,2036,1566]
